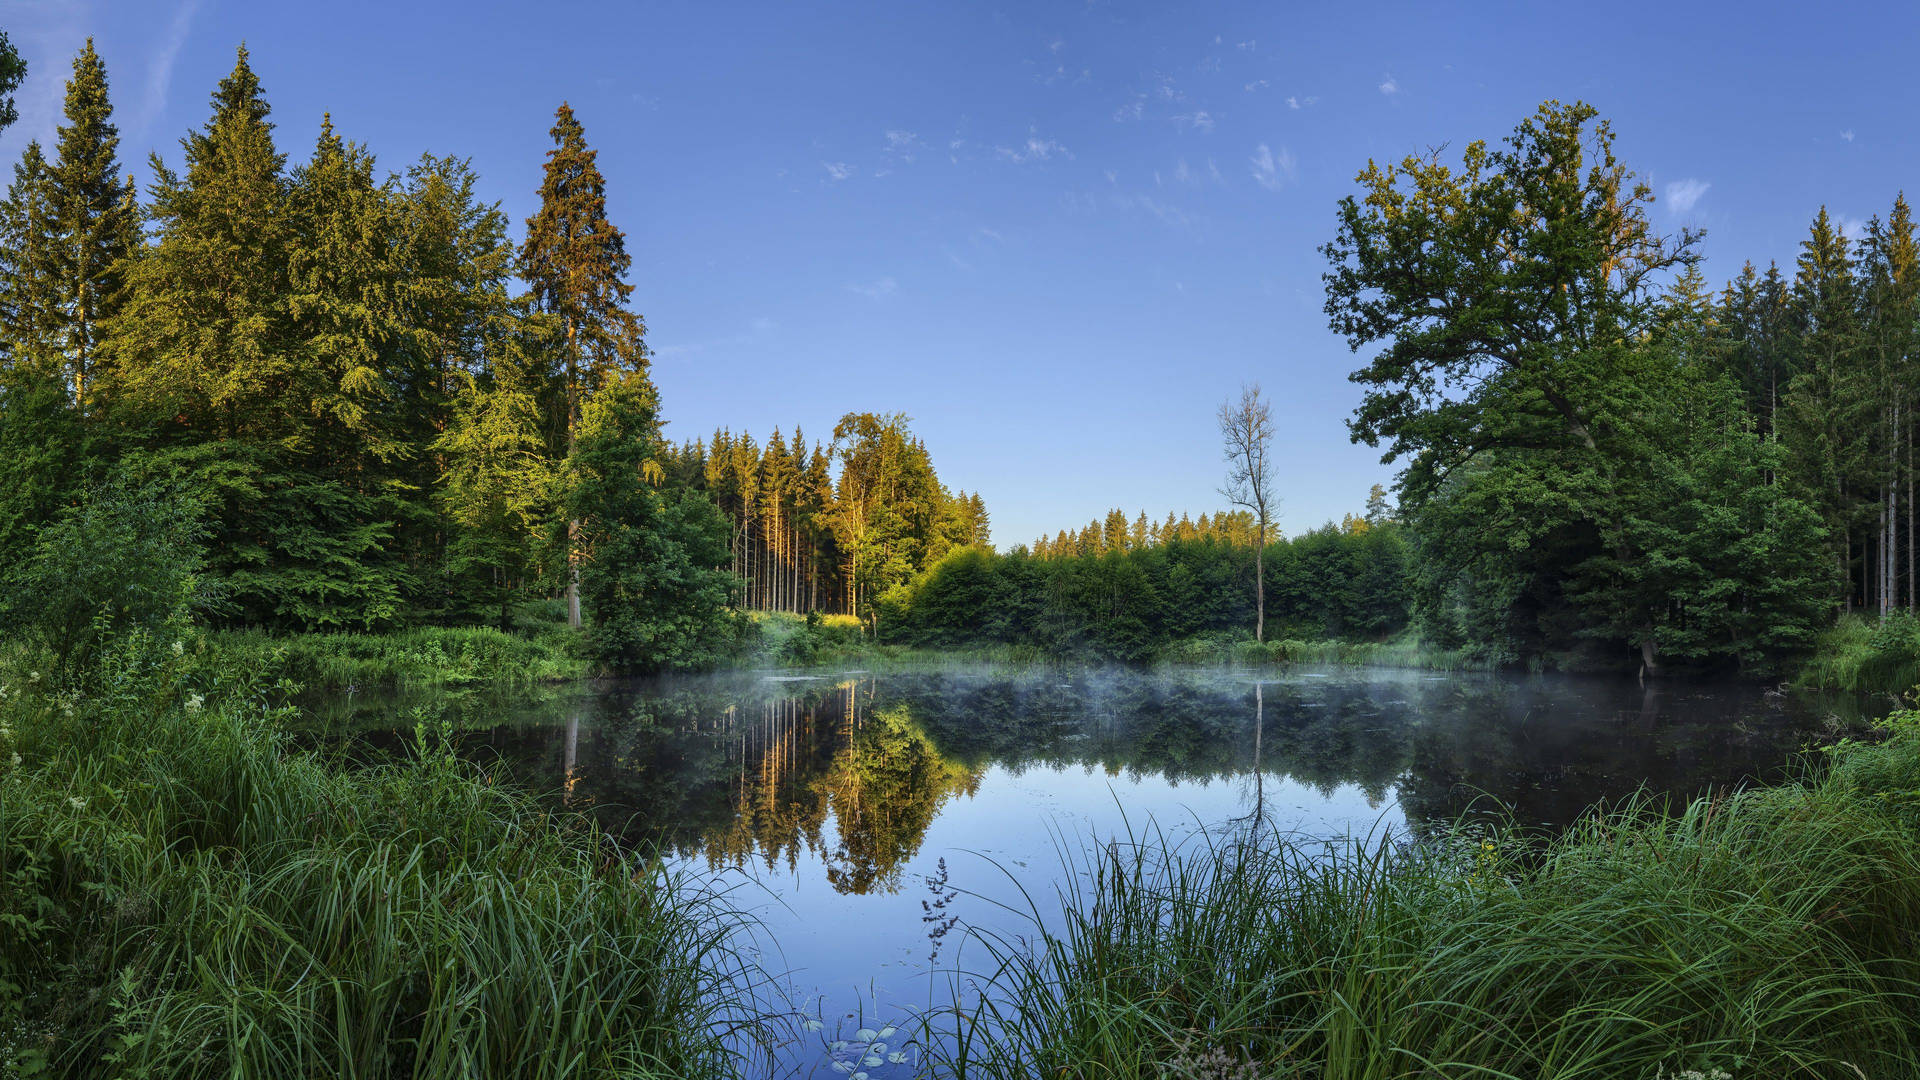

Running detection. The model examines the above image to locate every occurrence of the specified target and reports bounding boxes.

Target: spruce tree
[520,102,646,626]
[0,30,23,137]
[0,142,62,371]
[108,46,292,442]
[48,39,138,409]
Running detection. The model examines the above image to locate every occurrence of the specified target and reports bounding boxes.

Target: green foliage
[568,374,736,671]
[1,477,213,682]
[0,363,88,570]
[0,621,763,1077]
[1324,101,1839,672]
[892,525,1413,663]
[209,623,584,692]
[1797,611,1920,693]
[937,754,1920,1080]
[0,29,23,137]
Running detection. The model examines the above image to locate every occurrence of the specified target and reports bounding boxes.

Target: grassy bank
[740,612,1481,672]
[1153,629,1486,671]
[935,716,1920,1079]
[1797,611,1920,696]
[0,629,765,1078]
[211,622,587,692]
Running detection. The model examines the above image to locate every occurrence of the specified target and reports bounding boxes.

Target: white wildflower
[9,753,19,769]
[67,795,86,810]
[27,671,39,683]
[172,640,185,657]
[185,693,205,712]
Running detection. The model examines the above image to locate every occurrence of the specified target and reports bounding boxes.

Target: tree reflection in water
[304,667,1885,894]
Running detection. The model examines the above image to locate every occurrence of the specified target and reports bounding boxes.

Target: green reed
[933,732,1920,1080]
[0,630,768,1078]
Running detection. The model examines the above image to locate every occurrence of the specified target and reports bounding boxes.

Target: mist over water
[307,667,1884,1077]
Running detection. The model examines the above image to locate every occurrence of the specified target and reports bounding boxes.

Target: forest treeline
[3,34,1917,677]
[662,421,988,618]
[0,42,981,669]
[890,507,1410,662]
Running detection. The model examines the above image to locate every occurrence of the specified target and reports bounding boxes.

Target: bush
[2,478,216,684]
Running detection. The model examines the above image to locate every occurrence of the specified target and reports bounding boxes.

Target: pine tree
[519,102,645,627]
[47,39,138,409]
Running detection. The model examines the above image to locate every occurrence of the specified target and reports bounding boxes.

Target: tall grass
[211,623,587,691]
[935,731,1920,1079]
[1798,611,1920,695]
[0,629,767,1078]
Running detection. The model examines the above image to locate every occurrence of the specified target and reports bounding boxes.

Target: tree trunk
[567,518,582,628]
[1254,530,1265,643]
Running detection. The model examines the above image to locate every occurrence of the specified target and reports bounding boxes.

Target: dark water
[301,666,1883,1077]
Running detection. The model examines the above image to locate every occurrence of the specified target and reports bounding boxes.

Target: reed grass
[934,728,1920,1080]
[0,630,767,1078]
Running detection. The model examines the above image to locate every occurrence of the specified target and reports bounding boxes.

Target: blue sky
[4,1,1916,547]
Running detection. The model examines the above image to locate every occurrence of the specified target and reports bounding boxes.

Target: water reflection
[303,667,1880,896]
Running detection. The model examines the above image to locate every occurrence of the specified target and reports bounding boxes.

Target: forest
[0,42,987,671]
[0,40,1916,681]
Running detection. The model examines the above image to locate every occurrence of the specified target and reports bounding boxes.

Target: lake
[301,666,1882,1078]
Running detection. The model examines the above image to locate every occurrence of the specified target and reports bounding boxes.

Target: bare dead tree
[1220,383,1278,642]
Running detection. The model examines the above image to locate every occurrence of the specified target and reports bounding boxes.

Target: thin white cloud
[1245,79,1270,92]
[1663,177,1710,215]
[1236,39,1256,51]
[651,317,777,359]
[1840,129,1855,142]
[1250,143,1296,191]
[0,0,91,156]
[882,129,920,164]
[847,276,898,299]
[1110,190,1192,227]
[1836,215,1872,243]
[1113,95,1146,122]
[823,161,854,181]
[996,132,1070,164]
[134,0,202,139]
[1175,111,1214,133]
[1378,74,1399,96]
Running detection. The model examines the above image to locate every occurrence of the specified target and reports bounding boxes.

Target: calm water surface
[304,666,1882,1077]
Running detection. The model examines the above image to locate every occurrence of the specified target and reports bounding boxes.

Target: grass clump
[211,620,586,691]
[0,624,765,1078]
[937,728,1920,1079]
[1797,610,1920,695]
